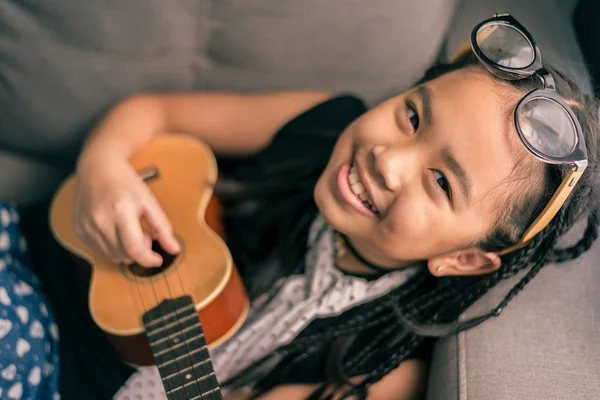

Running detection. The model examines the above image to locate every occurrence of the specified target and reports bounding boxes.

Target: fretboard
[143,296,222,400]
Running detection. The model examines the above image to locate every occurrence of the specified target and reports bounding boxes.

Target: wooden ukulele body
[50,135,249,366]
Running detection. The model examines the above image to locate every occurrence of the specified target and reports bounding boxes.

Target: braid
[551,212,599,263]
[281,305,394,352]
[344,323,398,376]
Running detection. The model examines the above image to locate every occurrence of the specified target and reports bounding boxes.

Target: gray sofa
[1,0,598,399]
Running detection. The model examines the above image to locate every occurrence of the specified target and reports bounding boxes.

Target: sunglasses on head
[452,13,588,256]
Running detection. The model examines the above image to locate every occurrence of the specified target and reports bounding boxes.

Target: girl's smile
[336,157,380,218]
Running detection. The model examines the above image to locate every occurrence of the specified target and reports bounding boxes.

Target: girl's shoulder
[276,93,368,137]
[221,93,368,181]
[251,93,368,171]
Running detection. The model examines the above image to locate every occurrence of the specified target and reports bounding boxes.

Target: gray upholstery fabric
[0,0,455,205]
[428,221,600,400]
[427,2,599,399]
[443,0,592,93]
[1,1,598,399]
[204,1,452,102]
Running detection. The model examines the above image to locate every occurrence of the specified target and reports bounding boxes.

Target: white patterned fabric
[115,215,418,399]
[0,203,60,400]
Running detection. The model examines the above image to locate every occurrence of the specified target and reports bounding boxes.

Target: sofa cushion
[442,0,591,93]
[203,0,454,103]
[0,0,456,206]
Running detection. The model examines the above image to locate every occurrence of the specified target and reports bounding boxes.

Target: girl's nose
[371,144,419,192]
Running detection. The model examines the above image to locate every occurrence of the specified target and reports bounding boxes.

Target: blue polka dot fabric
[0,203,60,400]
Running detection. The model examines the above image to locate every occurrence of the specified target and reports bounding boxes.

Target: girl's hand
[73,156,180,267]
[68,90,330,266]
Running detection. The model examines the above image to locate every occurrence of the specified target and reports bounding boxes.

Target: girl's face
[315,68,542,271]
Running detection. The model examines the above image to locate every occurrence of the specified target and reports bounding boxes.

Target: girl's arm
[229,359,428,400]
[79,91,332,163]
[74,91,330,267]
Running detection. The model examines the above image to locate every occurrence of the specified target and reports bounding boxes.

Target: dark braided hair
[217,52,600,399]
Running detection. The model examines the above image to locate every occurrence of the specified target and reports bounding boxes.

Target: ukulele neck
[143,296,222,400]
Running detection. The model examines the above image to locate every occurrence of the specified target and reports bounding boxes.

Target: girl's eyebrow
[441,146,472,204]
[415,85,433,127]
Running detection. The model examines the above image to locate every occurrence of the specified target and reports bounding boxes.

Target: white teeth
[351,182,365,194]
[348,162,378,213]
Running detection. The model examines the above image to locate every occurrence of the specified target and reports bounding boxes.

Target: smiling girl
[66,14,600,400]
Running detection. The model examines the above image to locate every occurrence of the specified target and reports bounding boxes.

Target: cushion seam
[458,329,467,400]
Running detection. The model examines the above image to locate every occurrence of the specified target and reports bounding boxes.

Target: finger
[90,214,126,263]
[142,230,153,249]
[91,216,132,262]
[142,196,180,254]
[95,231,125,264]
[116,229,150,266]
[115,204,162,267]
[82,223,122,263]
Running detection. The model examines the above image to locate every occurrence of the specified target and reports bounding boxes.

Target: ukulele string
[173,253,221,400]
[130,268,177,398]
[161,262,206,399]
[165,176,223,400]
[138,176,186,397]
[151,270,195,400]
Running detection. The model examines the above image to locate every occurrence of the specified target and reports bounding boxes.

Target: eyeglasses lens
[518,98,577,158]
[477,23,534,69]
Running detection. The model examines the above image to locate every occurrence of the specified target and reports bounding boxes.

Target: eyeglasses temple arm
[449,24,499,64]
[498,168,584,256]
[450,40,472,64]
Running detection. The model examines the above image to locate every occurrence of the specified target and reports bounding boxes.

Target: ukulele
[49,134,249,400]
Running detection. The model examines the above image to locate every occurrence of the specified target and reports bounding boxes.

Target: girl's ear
[428,247,501,277]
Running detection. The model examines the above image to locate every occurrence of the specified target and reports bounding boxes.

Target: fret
[145,303,195,328]
[151,329,205,359]
[163,359,211,382]
[162,375,217,400]
[153,333,205,357]
[146,312,198,338]
[164,371,216,387]
[160,367,219,400]
[189,388,219,400]
[150,324,204,347]
[156,345,206,369]
[166,373,216,395]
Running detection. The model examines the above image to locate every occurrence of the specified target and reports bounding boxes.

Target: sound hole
[128,240,177,277]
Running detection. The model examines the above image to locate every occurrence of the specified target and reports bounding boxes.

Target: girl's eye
[432,170,451,200]
[407,103,420,132]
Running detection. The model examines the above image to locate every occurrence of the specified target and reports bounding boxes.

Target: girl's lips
[336,159,378,218]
